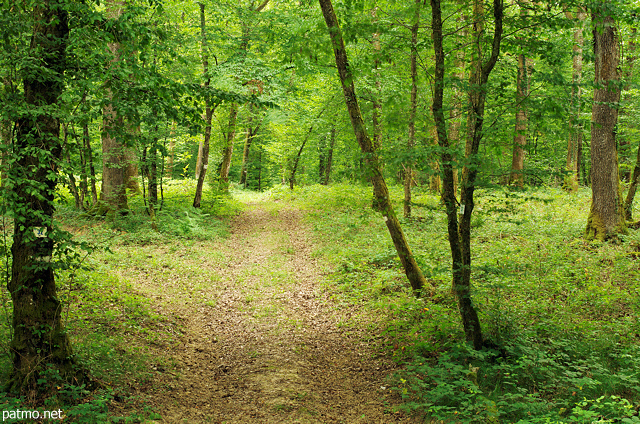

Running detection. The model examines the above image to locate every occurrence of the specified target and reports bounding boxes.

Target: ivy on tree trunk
[7,0,86,394]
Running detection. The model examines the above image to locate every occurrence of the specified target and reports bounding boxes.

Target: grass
[2,180,639,422]
[0,180,232,422]
[269,183,640,423]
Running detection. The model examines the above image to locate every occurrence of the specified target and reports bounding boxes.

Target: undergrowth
[0,179,233,422]
[275,183,640,423]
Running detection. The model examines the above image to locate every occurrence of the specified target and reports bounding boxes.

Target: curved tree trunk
[585,10,625,240]
[319,0,432,297]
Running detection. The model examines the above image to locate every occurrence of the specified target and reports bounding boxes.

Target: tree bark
[193,2,213,208]
[323,125,335,185]
[585,10,625,240]
[101,0,128,212]
[431,0,503,349]
[319,0,431,297]
[7,0,85,394]
[219,103,238,192]
[83,122,98,205]
[404,0,420,218]
[564,8,586,192]
[509,52,528,187]
[624,145,640,221]
[240,106,254,187]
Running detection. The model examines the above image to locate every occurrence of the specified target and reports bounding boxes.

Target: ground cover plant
[0,181,235,423]
[272,183,640,423]
[1,180,639,422]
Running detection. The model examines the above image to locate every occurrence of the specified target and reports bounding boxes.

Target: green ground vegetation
[1,181,639,422]
[273,183,640,423]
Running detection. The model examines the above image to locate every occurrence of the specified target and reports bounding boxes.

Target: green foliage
[280,183,640,421]
[395,341,640,423]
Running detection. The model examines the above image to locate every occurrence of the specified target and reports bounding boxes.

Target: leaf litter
[110,202,416,423]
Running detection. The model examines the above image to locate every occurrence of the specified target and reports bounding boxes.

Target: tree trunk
[564,8,586,192]
[240,105,254,187]
[83,122,98,205]
[624,145,640,221]
[101,0,128,212]
[7,0,85,394]
[620,28,636,182]
[323,125,335,185]
[585,10,625,240]
[509,52,528,187]
[219,103,238,192]
[124,146,139,193]
[431,0,503,349]
[193,2,212,208]
[428,127,442,193]
[149,136,158,208]
[404,0,420,218]
[195,139,204,180]
[319,0,432,297]
[319,134,327,182]
[166,121,176,178]
[62,126,81,209]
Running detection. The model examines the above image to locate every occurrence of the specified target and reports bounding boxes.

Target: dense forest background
[1,0,640,422]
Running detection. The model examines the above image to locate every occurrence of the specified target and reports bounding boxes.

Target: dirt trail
[127,203,414,423]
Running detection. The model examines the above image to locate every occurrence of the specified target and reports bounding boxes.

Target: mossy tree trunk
[7,0,84,394]
[585,8,625,240]
[431,0,503,349]
[319,0,432,297]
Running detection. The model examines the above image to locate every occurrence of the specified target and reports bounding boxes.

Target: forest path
[125,200,414,423]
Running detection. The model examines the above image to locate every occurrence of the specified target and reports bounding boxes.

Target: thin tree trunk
[257,149,262,191]
[319,134,327,182]
[319,0,432,297]
[404,0,420,218]
[62,126,81,209]
[193,2,212,208]
[585,10,625,240]
[290,101,332,189]
[240,105,254,187]
[83,122,98,205]
[510,52,528,187]
[323,125,335,185]
[564,8,586,192]
[219,103,238,192]
[431,0,503,349]
[624,145,640,220]
[166,121,176,178]
[620,28,636,182]
[77,124,88,208]
[7,0,85,394]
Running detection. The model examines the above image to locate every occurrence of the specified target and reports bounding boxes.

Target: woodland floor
[109,200,416,423]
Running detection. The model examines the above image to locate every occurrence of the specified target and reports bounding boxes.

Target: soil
[114,201,416,423]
